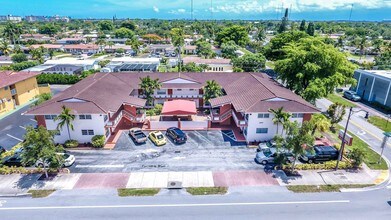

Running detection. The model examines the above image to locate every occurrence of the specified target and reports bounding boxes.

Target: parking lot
[68,130,259,173]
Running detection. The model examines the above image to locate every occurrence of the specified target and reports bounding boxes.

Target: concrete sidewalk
[0,168,387,196]
[273,165,387,186]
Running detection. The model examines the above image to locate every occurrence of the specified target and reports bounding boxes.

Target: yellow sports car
[148,131,167,146]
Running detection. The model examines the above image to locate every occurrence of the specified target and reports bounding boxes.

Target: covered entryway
[148,100,209,130]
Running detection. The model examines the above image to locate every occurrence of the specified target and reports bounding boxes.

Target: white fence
[180,121,208,130]
[149,121,179,130]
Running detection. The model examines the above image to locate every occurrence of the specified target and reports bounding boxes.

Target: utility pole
[349,4,354,21]
[210,0,213,20]
[191,0,193,20]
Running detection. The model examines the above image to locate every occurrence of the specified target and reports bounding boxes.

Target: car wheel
[262,160,268,165]
[308,159,314,164]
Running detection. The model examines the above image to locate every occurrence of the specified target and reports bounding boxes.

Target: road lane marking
[19,126,26,130]
[30,119,37,122]
[0,200,350,211]
[0,201,6,207]
[75,165,124,168]
[6,134,23,142]
[349,120,391,147]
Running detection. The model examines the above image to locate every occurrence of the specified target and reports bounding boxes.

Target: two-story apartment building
[0,71,49,116]
[25,72,318,144]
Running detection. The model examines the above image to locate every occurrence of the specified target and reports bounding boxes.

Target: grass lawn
[266,61,275,69]
[327,125,388,170]
[287,184,374,193]
[117,188,160,197]
[28,189,56,198]
[186,187,228,195]
[53,51,67,56]
[91,53,106,58]
[326,93,356,108]
[367,116,391,132]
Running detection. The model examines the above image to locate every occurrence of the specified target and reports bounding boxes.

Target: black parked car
[300,145,339,164]
[166,127,187,144]
[2,156,23,167]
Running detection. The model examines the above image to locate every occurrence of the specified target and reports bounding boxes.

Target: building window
[82,129,94,135]
[157,89,166,95]
[257,113,270,118]
[256,128,268,134]
[4,86,9,90]
[104,115,108,122]
[189,89,194,91]
[176,89,182,91]
[44,115,56,120]
[79,115,92,120]
[292,113,304,118]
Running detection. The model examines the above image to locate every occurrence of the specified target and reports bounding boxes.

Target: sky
[1,0,390,21]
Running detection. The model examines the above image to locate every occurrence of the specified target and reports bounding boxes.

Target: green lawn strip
[287,184,374,193]
[326,125,387,170]
[186,187,228,195]
[326,93,356,108]
[117,188,160,197]
[367,116,391,132]
[27,189,56,198]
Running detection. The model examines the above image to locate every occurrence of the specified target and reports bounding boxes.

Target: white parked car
[35,153,75,168]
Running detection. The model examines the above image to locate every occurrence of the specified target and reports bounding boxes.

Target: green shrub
[347,148,366,168]
[9,61,39,71]
[0,166,42,175]
[146,104,163,116]
[91,135,105,148]
[12,53,28,63]
[64,140,78,148]
[37,73,80,84]
[284,160,354,170]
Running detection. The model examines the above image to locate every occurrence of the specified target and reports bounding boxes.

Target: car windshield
[62,154,70,159]
[157,134,164,139]
[263,149,273,157]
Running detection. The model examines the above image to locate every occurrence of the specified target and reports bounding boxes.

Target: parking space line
[30,119,37,122]
[6,134,23,142]
[19,126,26,130]
[75,165,125,168]
[193,131,214,145]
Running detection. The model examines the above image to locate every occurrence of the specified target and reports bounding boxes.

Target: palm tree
[107,41,114,49]
[55,106,75,140]
[3,22,22,45]
[30,46,45,63]
[280,111,292,136]
[269,107,285,135]
[0,40,12,55]
[309,114,331,136]
[203,80,223,104]
[139,76,161,106]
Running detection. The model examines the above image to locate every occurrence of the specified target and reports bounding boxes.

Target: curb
[0,193,32,198]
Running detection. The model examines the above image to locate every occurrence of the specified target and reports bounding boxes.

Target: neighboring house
[0,56,13,67]
[26,64,83,75]
[63,44,99,54]
[182,57,233,72]
[25,72,318,144]
[183,45,197,55]
[57,38,85,45]
[104,57,160,73]
[30,44,63,51]
[20,34,52,42]
[106,38,128,45]
[43,58,99,71]
[104,45,134,54]
[148,44,175,54]
[0,71,50,116]
[354,69,391,108]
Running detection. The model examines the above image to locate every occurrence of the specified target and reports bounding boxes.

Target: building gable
[162,78,198,84]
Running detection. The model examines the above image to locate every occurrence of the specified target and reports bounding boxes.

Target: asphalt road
[0,187,390,220]
[0,85,70,150]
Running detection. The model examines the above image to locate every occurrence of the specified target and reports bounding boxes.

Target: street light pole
[335,107,353,170]
[335,107,369,170]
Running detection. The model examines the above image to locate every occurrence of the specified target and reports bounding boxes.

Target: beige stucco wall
[0,86,14,115]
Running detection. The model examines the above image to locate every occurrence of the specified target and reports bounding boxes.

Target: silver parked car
[343,90,361,101]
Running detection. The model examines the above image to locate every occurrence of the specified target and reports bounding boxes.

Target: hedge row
[37,74,81,84]
[283,160,355,170]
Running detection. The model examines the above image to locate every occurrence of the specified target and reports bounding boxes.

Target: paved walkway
[0,167,386,196]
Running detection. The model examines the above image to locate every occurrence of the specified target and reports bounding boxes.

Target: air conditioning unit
[167,181,183,189]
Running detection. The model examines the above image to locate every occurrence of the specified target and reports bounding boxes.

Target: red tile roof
[25,72,318,115]
[0,71,40,88]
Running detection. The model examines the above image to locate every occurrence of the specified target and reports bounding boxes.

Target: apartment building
[182,57,233,72]
[0,71,49,116]
[25,72,318,144]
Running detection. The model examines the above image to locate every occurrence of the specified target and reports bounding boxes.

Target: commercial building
[25,72,318,144]
[0,71,50,116]
[354,69,391,108]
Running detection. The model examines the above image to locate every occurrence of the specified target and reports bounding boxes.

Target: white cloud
[153,6,159,12]
[169,8,187,14]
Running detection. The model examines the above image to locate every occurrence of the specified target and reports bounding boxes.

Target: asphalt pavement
[0,186,390,220]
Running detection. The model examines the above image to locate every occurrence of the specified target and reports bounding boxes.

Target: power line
[349,4,354,21]
[191,0,193,20]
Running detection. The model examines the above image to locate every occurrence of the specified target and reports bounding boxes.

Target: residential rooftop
[0,71,40,88]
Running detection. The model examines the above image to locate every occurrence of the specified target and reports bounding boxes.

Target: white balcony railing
[232,110,247,127]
